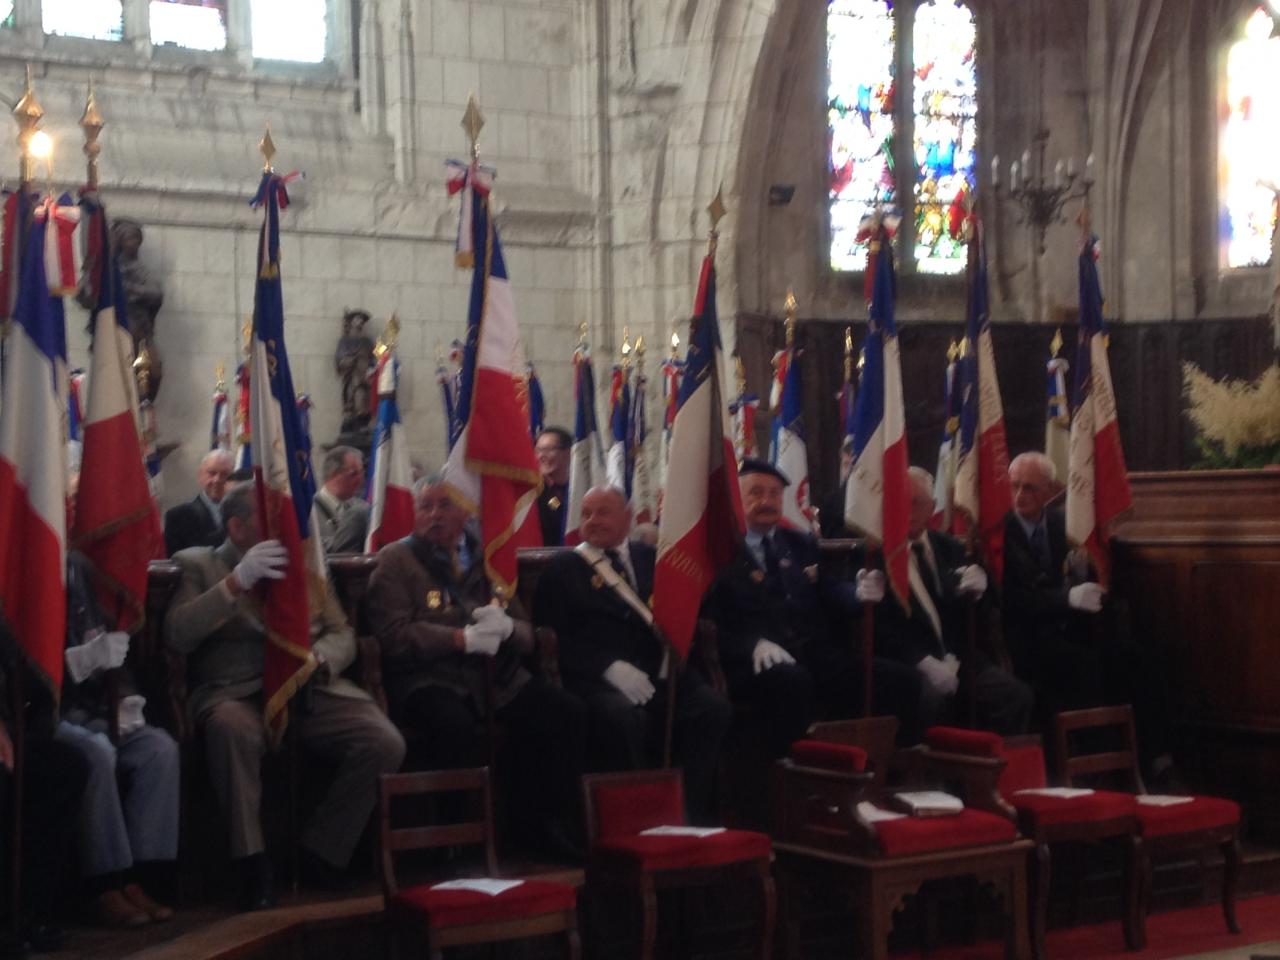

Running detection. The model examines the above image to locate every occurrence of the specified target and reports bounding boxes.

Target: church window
[43,0,124,41]
[150,0,227,52]
[1220,5,1280,269]
[0,1,13,28]
[827,0,979,275]
[251,0,327,63]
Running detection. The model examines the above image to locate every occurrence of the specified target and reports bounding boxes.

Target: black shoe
[298,848,359,892]
[237,853,276,912]
[24,925,64,954]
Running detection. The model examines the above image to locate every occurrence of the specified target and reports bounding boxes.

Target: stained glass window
[827,0,896,272]
[912,1,977,274]
[151,0,227,51]
[252,0,327,62]
[1220,6,1280,269]
[43,0,123,41]
[0,2,13,28]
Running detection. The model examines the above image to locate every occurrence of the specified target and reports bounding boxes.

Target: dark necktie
[761,533,782,580]
[1029,524,1050,572]
[912,541,941,604]
[605,548,633,588]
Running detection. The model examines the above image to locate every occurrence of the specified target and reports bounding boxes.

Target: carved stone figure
[111,218,165,401]
[335,308,375,446]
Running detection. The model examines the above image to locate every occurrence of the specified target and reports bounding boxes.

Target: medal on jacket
[750,569,765,583]
[426,589,444,611]
[590,573,604,590]
[803,564,819,583]
[548,495,562,510]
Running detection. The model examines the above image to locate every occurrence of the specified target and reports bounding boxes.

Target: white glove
[470,604,514,640]
[752,639,796,675]
[855,569,885,604]
[956,565,988,599]
[603,660,656,706]
[917,655,960,696]
[463,620,505,657]
[64,630,131,684]
[1068,582,1105,613]
[117,694,147,738]
[233,539,288,590]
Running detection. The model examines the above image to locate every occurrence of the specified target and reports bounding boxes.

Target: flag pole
[858,221,885,719]
[959,210,982,727]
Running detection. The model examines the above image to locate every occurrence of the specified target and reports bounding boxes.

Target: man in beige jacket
[167,482,404,909]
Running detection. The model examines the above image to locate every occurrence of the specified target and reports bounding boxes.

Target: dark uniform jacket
[537,483,568,547]
[703,527,833,686]
[1001,507,1084,664]
[164,495,222,557]
[366,533,533,716]
[534,542,659,695]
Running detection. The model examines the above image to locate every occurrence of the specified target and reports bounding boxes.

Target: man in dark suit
[366,474,585,857]
[859,467,1032,735]
[163,449,233,556]
[534,426,572,545]
[534,485,731,824]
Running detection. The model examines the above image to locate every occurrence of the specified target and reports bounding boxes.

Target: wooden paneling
[735,315,1274,504]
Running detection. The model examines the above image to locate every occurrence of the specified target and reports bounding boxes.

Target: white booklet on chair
[1137,795,1194,807]
[891,791,965,817]
[639,825,727,838]
[1014,787,1096,799]
[431,879,525,896]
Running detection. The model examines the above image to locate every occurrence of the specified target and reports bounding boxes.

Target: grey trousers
[55,721,181,878]
[201,691,405,867]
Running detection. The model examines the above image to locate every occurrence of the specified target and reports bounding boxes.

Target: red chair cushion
[1136,796,1240,838]
[591,779,685,840]
[925,726,1003,758]
[998,744,1048,797]
[591,829,772,872]
[1010,789,1136,829]
[790,740,868,773]
[874,808,1017,858]
[393,878,578,927]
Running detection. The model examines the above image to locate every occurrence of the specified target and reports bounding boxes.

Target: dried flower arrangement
[1182,362,1280,468]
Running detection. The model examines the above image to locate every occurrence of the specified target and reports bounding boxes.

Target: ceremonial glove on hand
[955,565,988,599]
[855,569,886,604]
[65,630,131,684]
[470,604,514,640]
[752,639,796,675]
[604,660,656,706]
[463,620,505,657]
[1068,582,1105,613]
[917,655,960,696]
[233,539,288,591]
[117,695,147,738]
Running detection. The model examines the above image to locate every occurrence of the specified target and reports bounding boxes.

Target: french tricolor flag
[365,351,414,553]
[0,193,68,694]
[844,221,910,612]
[770,344,817,533]
[653,249,745,659]
[443,159,543,596]
[71,189,163,634]
[950,222,1012,583]
[606,363,632,496]
[247,168,324,742]
[1066,233,1131,586]
[564,342,604,546]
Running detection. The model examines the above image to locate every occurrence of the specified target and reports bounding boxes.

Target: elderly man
[166,483,405,909]
[534,426,572,546]
[164,449,233,556]
[857,467,1032,734]
[314,446,371,554]
[366,475,586,858]
[534,485,732,825]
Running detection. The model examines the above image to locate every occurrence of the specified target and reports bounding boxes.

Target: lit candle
[1054,160,1065,188]
[1010,160,1020,191]
[1021,148,1031,176]
[1085,152,1096,183]
[991,155,1000,188]
[1066,156,1077,179]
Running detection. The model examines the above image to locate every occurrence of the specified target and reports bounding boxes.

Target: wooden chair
[378,767,580,960]
[772,717,1032,960]
[1054,705,1241,948]
[580,768,775,960]
[923,725,1141,960]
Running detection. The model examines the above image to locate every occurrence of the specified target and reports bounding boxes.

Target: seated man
[534,485,732,825]
[534,426,572,546]
[58,549,180,927]
[366,475,586,858]
[313,445,371,554]
[857,467,1032,735]
[166,482,405,909]
[164,449,233,556]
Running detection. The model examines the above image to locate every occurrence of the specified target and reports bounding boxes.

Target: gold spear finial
[241,318,253,356]
[1050,327,1064,358]
[259,123,276,172]
[783,288,798,348]
[462,94,485,161]
[14,64,45,185]
[215,362,226,390]
[670,328,680,357]
[80,79,104,189]
[620,326,632,368]
[734,353,746,396]
[844,325,854,381]
[577,321,589,349]
[947,338,961,363]
[706,185,727,256]
[634,335,645,360]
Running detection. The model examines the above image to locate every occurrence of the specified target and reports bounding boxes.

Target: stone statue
[111,218,165,402]
[335,308,375,447]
